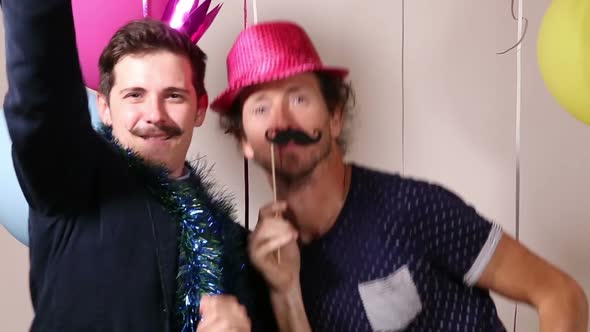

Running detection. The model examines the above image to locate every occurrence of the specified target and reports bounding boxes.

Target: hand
[196,295,251,332]
[248,201,301,294]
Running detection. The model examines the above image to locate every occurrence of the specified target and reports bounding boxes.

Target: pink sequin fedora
[211,21,349,112]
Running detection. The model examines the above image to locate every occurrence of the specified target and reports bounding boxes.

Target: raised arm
[2,0,99,213]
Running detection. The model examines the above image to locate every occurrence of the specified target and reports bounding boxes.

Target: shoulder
[351,163,465,210]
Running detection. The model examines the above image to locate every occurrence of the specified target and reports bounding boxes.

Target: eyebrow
[119,87,146,95]
[286,85,304,94]
[249,85,305,102]
[119,87,190,95]
[163,87,190,94]
[250,92,268,103]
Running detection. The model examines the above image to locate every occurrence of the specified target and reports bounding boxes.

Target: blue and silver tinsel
[162,178,224,331]
[99,126,251,332]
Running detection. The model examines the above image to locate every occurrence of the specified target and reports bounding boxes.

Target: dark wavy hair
[98,19,207,99]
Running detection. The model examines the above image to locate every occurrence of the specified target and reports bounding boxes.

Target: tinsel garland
[99,127,249,332]
[161,175,223,331]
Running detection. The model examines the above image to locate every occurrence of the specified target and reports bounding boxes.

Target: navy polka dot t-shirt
[299,164,506,331]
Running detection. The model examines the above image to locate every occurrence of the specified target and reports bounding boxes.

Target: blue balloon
[87,90,102,128]
[0,90,101,246]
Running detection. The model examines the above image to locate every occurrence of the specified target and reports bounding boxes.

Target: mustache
[131,124,183,138]
[265,128,322,146]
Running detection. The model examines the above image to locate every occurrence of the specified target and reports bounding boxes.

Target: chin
[265,158,317,182]
[132,143,168,163]
[280,165,315,178]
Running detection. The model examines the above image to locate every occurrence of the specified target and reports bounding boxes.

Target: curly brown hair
[98,19,207,99]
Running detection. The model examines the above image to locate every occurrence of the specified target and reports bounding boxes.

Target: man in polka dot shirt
[213,21,589,331]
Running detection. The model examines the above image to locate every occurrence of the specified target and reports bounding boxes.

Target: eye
[291,94,308,105]
[253,105,268,114]
[125,92,142,99]
[168,93,183,100]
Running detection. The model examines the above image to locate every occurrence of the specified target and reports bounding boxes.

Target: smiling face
[97,50,207,176]
[239,72,345,181]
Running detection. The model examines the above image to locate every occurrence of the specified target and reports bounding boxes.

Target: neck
[271,147,351,244]
[169,165,187,179]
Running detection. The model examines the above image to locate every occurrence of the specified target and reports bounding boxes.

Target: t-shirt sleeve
[405,180,503,286]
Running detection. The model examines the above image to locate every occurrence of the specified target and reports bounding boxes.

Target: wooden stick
[271,143,277,202]
[270,143,281,264]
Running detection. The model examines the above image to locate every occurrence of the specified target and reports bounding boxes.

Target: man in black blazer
[1,0,275,331]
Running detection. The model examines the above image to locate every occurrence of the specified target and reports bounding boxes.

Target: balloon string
[243,0,248,28]
[243,0,250,231]
[501,0,525,330]
[252,0,258,24]
[497,0,528,54]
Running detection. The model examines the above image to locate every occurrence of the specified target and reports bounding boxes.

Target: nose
[144,96,168,124]
[269,95,295,131]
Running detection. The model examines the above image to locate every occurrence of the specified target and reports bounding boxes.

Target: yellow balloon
[538,0,590,125]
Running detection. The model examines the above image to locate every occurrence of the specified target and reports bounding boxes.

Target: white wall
[518,0,590,329]
[1,1,588,330]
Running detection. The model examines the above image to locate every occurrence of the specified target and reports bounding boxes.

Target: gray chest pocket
[358,265,422,331]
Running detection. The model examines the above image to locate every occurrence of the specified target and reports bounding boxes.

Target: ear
[329,104,345,139]
[194,94,208,127]
[97,93,112,126]
[240,137,255,159]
